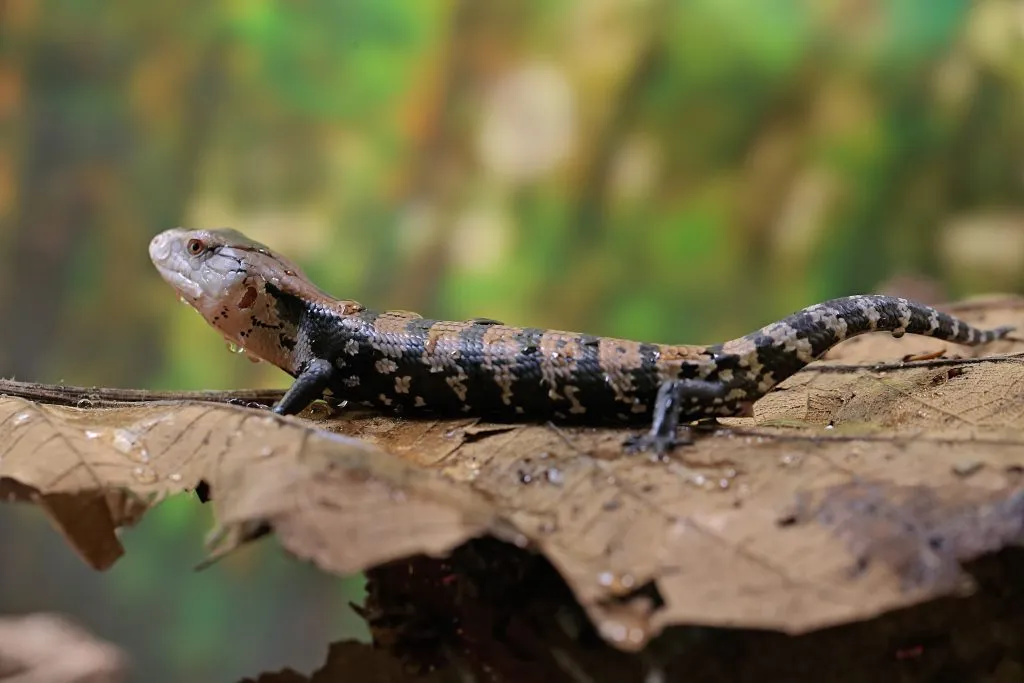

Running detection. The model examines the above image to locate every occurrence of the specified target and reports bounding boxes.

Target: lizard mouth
[155,264,206,301]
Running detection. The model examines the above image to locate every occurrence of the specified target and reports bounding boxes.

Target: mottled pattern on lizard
[149,228,1014,452]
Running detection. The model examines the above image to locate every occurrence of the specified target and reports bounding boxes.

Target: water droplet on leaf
[132,467,158,485]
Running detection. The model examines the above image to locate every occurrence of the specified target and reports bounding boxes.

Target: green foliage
[228,0,441,119]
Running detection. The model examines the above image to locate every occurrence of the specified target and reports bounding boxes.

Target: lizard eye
[186,238,206,255]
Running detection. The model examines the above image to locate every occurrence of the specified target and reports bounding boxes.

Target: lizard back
[291,297,713,422]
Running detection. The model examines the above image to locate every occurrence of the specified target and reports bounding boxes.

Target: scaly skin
[149,228,1014,452]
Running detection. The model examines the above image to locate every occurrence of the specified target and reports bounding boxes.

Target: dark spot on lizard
[279,334,297,352]
[237,285,258,309]
[251,316,283,330]
[630,343,661,407]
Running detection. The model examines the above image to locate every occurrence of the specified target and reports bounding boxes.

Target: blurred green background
[1,0,1022,680]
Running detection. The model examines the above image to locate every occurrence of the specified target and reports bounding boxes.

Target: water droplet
[308,400,333,419]
[518,470,533,484]
[76,398,93,408]
[444,429,460,439]
[952,461,983,477]
[138,448,150,463]
[226,342,246,354]
[545,467,564,485]
[168,473,183,482]
[259,446,274,458]
[12,413,30,426]
[132,467,158,485]
[177,295,189,306]
[112,429,137,454]
[84,430,102,440]
[598,571,614,587]
[648,451,670,465]
[825,423,835,430]
[600,620,628,643]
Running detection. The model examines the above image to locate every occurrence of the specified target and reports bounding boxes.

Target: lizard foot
[623,428,693,456]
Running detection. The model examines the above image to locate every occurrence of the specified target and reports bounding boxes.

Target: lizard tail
[772,295,1014,355]
[708,295,1013,395]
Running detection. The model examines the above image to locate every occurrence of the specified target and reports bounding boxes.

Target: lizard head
[149,227,308,313]
[149,227,322,372]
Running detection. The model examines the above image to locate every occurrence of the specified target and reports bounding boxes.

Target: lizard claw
[623,428,693,456]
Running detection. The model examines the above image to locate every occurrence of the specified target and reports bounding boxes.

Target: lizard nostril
[149,233,171,263]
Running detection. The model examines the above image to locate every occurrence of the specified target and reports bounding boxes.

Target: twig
[804,352,1024,374]
[0,378,285,409]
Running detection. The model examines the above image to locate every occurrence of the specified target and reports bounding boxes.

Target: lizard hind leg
[624,378,728,455]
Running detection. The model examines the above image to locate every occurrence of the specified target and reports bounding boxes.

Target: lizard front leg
[273,358,335,415]
[625,378,727,454]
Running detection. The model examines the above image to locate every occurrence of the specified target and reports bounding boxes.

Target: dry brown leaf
[0,400,494,571]
[0,613,127,683]
[4,296,1024,653]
